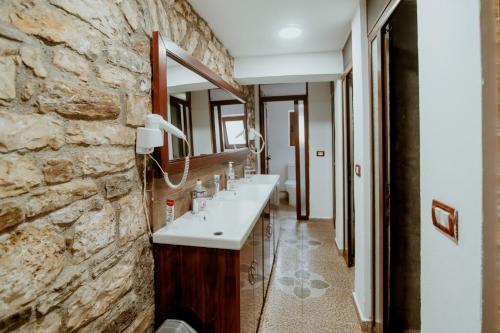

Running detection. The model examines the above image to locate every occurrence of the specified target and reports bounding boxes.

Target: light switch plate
[432,200,458,242]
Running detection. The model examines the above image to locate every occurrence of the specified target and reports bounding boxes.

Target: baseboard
[308,217,334,222]
[352,292,372,332]
[334,238,345,257]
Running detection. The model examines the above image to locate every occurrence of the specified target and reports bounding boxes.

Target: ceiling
[188,0,357,58]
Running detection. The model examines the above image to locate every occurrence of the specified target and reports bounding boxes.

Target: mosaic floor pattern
[258,206,362,333]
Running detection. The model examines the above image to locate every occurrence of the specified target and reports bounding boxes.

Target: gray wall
[342,34,352,70]
[367,0,390,33]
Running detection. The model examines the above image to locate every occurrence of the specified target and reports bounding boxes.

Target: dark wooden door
[343,71,355,267]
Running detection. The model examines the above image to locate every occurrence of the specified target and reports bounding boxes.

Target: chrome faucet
[244,166,256,179]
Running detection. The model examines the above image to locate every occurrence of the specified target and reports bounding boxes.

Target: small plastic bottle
[226,161,235,191]
[192,179,208,214]
[165,199,175,224]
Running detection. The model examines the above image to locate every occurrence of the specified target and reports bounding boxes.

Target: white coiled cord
[141,138,191,239]
[147,137,191,189]
[254,130,265,154]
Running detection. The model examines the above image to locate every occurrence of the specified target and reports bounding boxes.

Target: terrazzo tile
[258,205,362,333]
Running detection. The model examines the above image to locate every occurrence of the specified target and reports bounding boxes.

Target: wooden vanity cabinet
[154,195,279,333]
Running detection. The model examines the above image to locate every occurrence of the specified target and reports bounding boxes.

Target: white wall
[334,80,344,249]
[260,83,307,97]
[266,101,295,192]
[191,90,212,156]
[235,52,342,85]
[418,1,485,331]
[345,0,493,330]
[351,0,372,322]
[308,82,334,219]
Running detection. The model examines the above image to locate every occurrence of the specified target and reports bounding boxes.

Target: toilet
[284,164,296,206]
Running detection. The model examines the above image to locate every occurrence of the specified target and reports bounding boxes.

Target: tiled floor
[259,206,362,333]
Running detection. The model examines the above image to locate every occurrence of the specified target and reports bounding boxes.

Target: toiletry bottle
[227,161,235,190]
[213,174,221,196]
[165,199,175,224]
[192,179,208,214]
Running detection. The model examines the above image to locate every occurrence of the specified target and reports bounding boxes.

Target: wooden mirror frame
[152,31,249,174]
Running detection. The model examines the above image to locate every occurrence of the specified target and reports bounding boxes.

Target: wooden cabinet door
[240,232,255,333]
[252,216,265,329]
[263,202,274,294]
[272,187,280,253]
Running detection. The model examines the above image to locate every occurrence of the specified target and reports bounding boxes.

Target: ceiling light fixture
[278,25,302,39]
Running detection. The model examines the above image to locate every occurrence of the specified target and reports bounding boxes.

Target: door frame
[369,1,404,332]
[341,66,355,267]
[330,82,337,229]
[258,87,310,220]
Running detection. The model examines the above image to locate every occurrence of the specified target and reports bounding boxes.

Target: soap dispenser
[226,161,235,191]
[192,179,208,214]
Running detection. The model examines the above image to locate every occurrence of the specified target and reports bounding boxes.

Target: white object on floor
[156,319,196,333]
[284,163,296,207]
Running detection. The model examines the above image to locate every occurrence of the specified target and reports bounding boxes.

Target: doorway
[370,1,420,332]
[341,69,355,267]
[259,84,310,220]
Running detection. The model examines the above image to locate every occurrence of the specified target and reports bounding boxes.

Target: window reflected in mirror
[166,57,248,161]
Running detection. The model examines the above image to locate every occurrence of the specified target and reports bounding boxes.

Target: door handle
[248,264,254,285]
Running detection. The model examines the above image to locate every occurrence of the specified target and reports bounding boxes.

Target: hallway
[259,207,361,332]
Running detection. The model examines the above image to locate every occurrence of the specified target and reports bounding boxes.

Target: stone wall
[0,0,253,331]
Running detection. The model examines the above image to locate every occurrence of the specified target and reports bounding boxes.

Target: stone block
[104,45,149,74]
[12,311,62,333]
[0,38,19,57]
[42,158,74,184]
[126,93,151,127]
[10,2,101,58]
[0,111,64,153]
[105,173,134,199]
[45,196,103,227]
[0,201,25,232]
[38,79,120,120]
[0,224,65,320]
[76,147,135,177]
[20,45,47,78]
[65,247,135,331]
[96,63,136,88]
[26,180,98,217]
[0,154,43,198]
[0,56,16,100]
[66,121,136,146]
[117,192,146,244]
[72,202,115,261]
[119,0,140,31]
[49,0,127,39]
[53,48,89,81]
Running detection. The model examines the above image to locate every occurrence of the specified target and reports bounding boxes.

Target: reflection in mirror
[166,57,247,161]
[210,88,247,153]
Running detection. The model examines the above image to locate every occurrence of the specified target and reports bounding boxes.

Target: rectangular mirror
[167,56,248,161]
[152,32,248,171]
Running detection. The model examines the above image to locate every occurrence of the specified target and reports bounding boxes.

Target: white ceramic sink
[247,174,280,185]
[152,174,279,250]
[216,183,270,201]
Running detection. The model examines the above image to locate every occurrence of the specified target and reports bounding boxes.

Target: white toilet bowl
[285,164,296,207]
[285,179,296,206]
